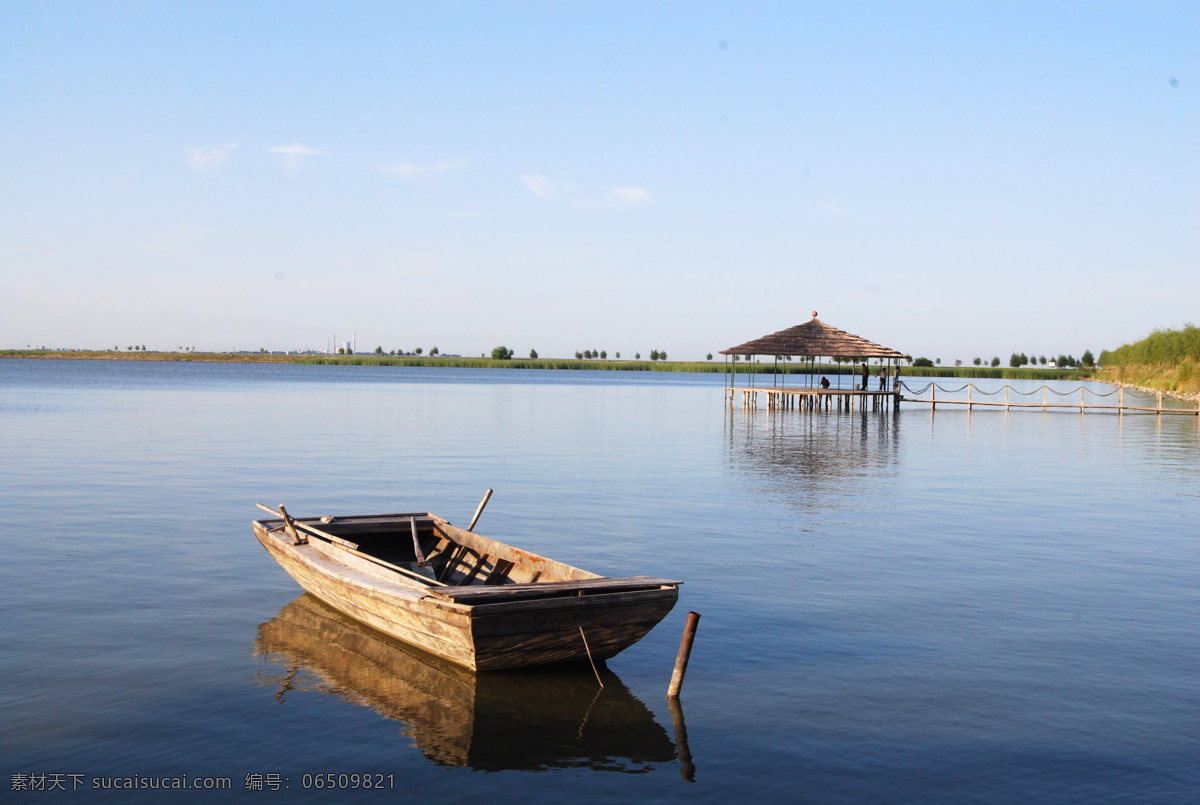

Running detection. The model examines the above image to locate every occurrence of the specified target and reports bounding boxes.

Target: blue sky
[2,2,1196,361]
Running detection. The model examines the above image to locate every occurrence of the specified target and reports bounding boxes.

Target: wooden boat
[252,501,680,670]
[255,594,678,770]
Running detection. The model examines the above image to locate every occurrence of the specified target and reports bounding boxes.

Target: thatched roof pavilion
[720,313,910,398]
[720,316,908,361]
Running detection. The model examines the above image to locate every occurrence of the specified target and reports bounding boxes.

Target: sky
[2,1,1196,361]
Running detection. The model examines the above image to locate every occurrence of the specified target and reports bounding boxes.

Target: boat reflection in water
[254,594,679,773]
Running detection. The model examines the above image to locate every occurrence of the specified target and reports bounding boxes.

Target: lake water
[2,358,1197,803]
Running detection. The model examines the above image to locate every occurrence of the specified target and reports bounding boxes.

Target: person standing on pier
[861,362,868,392]
[878,367,887,391]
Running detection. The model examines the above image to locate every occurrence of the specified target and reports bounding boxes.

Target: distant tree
[635,352,641,360]
[913,357,934,367]
[706,353,713,361]
[529,349,538,359]
[650,349,660,361]
[142,345,146,351]
[935,358,941,365]
[575,351,583,359]
[338,347,345,354]
[660,350,667,361]
[1010,352,1022,368]
[491,346,514,360]
[375,346,383,354]
[615,352,620,359]
[389,350,395,355]
[954,359,962,366]
[1056,354,1068,368]
[990,356,1001,367]
[599,350,607,360]
[415,347,423,355]
[430,347,439,356]
[1081,349,1094,368]
[973,357,982,366]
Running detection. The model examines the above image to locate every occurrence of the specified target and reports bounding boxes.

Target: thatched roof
[720,318,908,359]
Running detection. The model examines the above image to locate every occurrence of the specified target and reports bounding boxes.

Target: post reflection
[254,594,679,773]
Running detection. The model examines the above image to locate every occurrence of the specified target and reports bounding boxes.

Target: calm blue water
[1,358,1197,803]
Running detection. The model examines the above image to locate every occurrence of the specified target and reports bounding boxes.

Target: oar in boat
[410,516,426,567]
[466,488,493,532]
[255,503,360,550]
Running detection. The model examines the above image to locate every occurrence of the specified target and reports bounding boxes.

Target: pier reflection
[725,407,900,495]
[254,594,678,773]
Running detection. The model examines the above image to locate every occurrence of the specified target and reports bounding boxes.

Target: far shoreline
[1,349,1100,381]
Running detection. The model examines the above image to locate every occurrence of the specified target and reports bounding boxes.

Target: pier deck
[727,386,898,412]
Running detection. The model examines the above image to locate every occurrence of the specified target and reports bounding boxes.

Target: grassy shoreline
[2,349,1097,379]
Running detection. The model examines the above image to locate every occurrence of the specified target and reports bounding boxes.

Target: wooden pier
[727,386,899,412]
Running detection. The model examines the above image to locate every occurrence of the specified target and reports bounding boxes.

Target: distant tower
[352,332,356,353]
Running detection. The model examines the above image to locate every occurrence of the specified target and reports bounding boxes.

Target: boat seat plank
[429,576,681,602]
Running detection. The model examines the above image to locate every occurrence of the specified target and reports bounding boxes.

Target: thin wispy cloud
[519,173,566,201]
[185,143,238,175]
[381,158,467,180]
[520,173,653,208]
[606,186,653,206]
[268,143,326,156]
[269,143,328,173]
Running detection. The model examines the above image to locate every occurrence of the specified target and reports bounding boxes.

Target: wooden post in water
[667,611,701,698]
[1119,387,1123,415]
[1081,387,1086,414]
[1157,391,1163,416]
[968,383,973,412]
[1005,386,1010,411]
[1043,387,1047,413]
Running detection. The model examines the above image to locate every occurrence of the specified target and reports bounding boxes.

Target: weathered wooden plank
[430,576,681,602]
[483,559,514,585]
[434,520,599,583]
[470,589,679,625]
[456,553,489,586]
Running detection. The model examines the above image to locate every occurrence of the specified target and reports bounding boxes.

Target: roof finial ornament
[811,310,818,318]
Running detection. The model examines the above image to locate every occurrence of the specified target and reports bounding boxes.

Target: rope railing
[899,381,1120,398]
[722,379,1192,416]
[896,380,1190,415]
